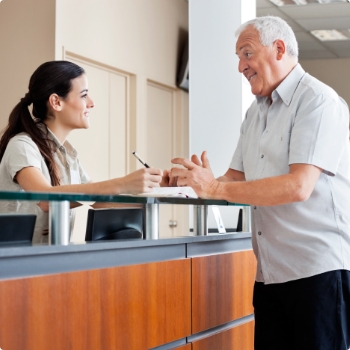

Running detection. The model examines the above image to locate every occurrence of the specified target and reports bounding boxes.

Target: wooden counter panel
[0,259,191,350]
[192,250,256,333]
[192,320,254,350]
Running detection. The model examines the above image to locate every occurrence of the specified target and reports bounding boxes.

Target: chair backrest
[0,214,36,244]
[85,208,143,241]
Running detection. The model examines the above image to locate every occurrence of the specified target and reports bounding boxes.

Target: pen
[132,151,150,168]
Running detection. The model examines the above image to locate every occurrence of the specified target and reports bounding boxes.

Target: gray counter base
[0,232,252,280]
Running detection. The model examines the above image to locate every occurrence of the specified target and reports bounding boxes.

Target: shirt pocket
[266,132,291,175]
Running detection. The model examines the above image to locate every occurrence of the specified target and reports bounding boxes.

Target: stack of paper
[135,186,198,198]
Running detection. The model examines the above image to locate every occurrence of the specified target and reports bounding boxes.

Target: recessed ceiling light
[311,29,350,41]
[270,0,349,6]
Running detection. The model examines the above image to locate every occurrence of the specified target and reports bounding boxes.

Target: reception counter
[0,191,255,349]
[0,232,255,350]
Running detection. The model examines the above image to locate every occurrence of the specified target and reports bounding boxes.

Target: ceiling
[257,0,350,59]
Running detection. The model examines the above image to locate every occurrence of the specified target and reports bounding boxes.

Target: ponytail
[0,97,61,186]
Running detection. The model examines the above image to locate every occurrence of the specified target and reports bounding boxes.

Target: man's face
[236,26,279,98]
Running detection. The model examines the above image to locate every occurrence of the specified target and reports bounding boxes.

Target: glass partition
[0,191,249,247]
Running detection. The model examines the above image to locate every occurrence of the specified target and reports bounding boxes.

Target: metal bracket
[142,203,159,239]
[49,201,70,245]
[193,205,208,236]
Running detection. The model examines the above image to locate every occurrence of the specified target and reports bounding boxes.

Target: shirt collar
[275,63,305,106]
[255,63,305,107]
[37,123,78,158]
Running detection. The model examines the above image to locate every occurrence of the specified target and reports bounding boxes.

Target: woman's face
[56,74,94,131]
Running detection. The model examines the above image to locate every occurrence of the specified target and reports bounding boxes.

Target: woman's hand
[118,168,163,194]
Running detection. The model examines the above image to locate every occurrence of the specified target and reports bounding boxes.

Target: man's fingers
[191,154,201,166]
[171,157,196,170]
[170,167,189,178]
[169,176,177,186]
[201,151,211,170]
[176,177,187,187]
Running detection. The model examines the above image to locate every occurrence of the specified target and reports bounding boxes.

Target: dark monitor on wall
[85,208,143,241]
[0,214,36,244]
[177,38,189,91]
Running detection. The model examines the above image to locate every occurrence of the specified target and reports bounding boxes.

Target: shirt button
[258,231,262,235]
[253,206,257,210]
[261,155,264,159]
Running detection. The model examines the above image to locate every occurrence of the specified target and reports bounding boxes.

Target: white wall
[300,58,350,108]
[189,0,255,229]
[0,0,55,130]
[55,0,188,87]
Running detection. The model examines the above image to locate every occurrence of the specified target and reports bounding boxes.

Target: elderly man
[171,16,350,350]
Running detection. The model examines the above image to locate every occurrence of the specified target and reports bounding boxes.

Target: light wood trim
[192,250,256,333]
[65,50,132,77]
[172,344,192,350]
[0,259,191,350]
[192,321,254,350]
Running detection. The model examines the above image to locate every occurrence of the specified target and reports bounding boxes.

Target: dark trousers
[253,270,350,350]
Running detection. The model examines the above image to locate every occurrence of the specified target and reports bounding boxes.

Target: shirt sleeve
[289,93,349,176]
[4,135,43,181]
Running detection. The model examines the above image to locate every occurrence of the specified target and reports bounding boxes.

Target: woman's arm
[16,166,163,195]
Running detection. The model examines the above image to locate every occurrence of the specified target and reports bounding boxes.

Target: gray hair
[235,16,299,59]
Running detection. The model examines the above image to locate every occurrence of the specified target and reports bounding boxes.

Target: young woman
[0,61,163,243]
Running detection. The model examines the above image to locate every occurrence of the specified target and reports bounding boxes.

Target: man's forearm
[213,174,299,205]
[216,175,234,182]
[212,166,321,206]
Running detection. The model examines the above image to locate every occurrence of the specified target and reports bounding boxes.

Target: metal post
[193,205,208,236]
[142,203,159,239]
[49,201,70,245]
[242,206,251,233]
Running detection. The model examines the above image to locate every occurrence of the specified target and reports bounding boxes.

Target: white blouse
[0,127,90,244]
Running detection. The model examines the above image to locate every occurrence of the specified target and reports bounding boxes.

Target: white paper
[133,186,198,198]
[211,205,226,233]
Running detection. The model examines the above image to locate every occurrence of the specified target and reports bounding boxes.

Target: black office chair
[85,208,143,241]
[0,214,36,244]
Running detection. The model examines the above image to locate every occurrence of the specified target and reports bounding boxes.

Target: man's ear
[48,94,63,111]
[274,39,286,60]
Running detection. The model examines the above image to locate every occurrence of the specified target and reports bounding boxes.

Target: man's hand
[171,151,218,198]
[160,169,178,187]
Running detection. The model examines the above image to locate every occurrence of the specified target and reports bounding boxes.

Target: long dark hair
[0,61,85,186]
